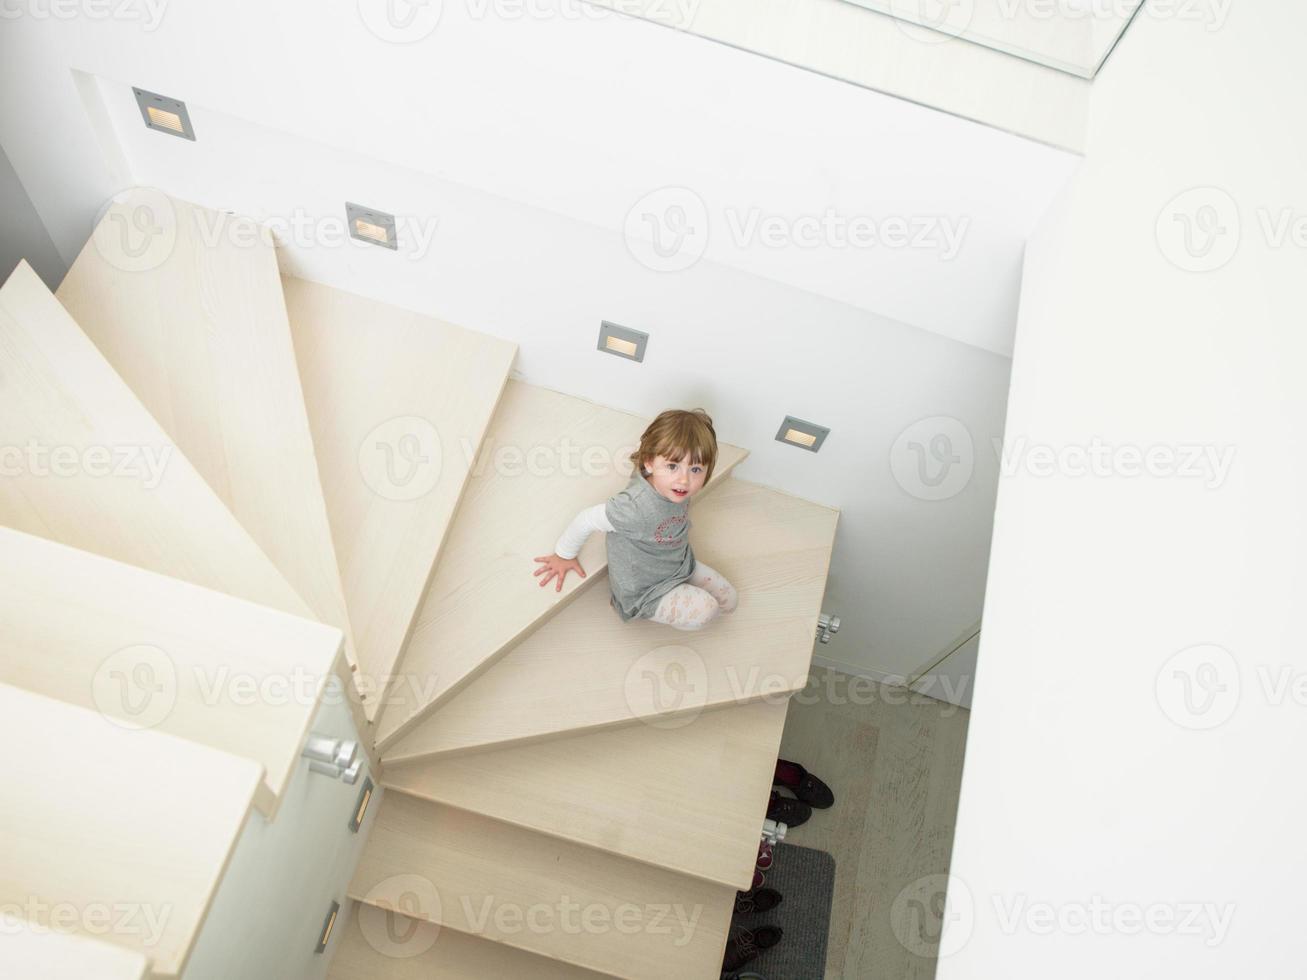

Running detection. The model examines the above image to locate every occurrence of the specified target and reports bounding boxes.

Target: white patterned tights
[649,561,739,630]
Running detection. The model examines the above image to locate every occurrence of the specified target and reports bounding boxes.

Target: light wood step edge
[0,683,262,978]
[371,378,749,751]
[381,477,837,763]
[328,901,614,980]
[0,257,376,788]
[54,201,378,776]
[380,698,793,891]
[56,194,359,675]
[0,526,343,819]
[347,791,733,980]
[0,913,149,980]
[0,262,312,623]
[281,275,518,725]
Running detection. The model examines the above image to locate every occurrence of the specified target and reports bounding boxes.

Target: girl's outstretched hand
[532,553,587,592]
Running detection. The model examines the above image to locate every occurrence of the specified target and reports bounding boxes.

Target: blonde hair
[628,408,718,484]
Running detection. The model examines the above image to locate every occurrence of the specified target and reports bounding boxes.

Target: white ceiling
[583,0,1095,151]
[838,0,1145,77]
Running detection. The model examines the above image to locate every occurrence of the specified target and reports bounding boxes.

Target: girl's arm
[553,503,616,559]
[533,503,614,592]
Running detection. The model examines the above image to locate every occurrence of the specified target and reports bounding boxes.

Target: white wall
[0,142,66,290]
[941,3,1306,976]
[909,626,979,709]
[0,0,1076,358]
[89,85,1011,682]
[183,677,381,980]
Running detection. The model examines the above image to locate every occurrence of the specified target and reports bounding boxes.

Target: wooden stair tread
[383,698,791,890]
[0,261,310,619]
[349,792,732,979]
[281,276,517,720]
[374,380,749,750]
[0,913,148,980]
[0,683,261,978]
[57,194,357,669]
[328,904,612,980]
[383,477,836,762]
[0,526,342,818]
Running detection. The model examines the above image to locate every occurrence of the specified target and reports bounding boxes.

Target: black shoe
[722,925,783,972]
[721,972,767,980]
[767,790,811,827]
[774,758,834,809]
[734,886,783,914]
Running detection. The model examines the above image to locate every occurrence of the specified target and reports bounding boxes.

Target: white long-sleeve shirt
[553,503,615,559]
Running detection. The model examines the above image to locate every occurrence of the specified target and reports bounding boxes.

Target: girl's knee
[693,565,738,613]
[675,602,720,631]
[696,602,722,628]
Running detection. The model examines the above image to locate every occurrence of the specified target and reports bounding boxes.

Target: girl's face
[642,452,707,503]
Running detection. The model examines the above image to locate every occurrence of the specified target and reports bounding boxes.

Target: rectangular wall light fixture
[346,202,398,250]
[316,901,340,954]
[598,321,648,362]
[133,88,196,140]
[349,776,375,833]
[775,416,829,452]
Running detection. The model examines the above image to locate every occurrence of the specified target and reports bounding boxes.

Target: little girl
[532,408,739,630]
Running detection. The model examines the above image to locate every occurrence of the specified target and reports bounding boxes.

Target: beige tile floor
[776,667,971,979]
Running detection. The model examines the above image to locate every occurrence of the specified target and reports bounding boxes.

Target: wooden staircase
[0,192,838,979]
[1,684,263,978]
[1,912,149,980]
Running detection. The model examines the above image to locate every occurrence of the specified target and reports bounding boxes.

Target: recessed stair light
[132,88,195,140]
[349,776,375,833]
[346,202,398,250]
[598,321,648,362]
[775,416,829,452]
[315,901,340,954]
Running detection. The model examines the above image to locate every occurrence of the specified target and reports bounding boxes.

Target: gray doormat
[727,841,836,979]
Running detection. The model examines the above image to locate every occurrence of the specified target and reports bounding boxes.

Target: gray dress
[604,471,697,622]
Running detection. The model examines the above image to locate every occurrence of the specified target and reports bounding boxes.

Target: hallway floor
[775,667,971,979]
